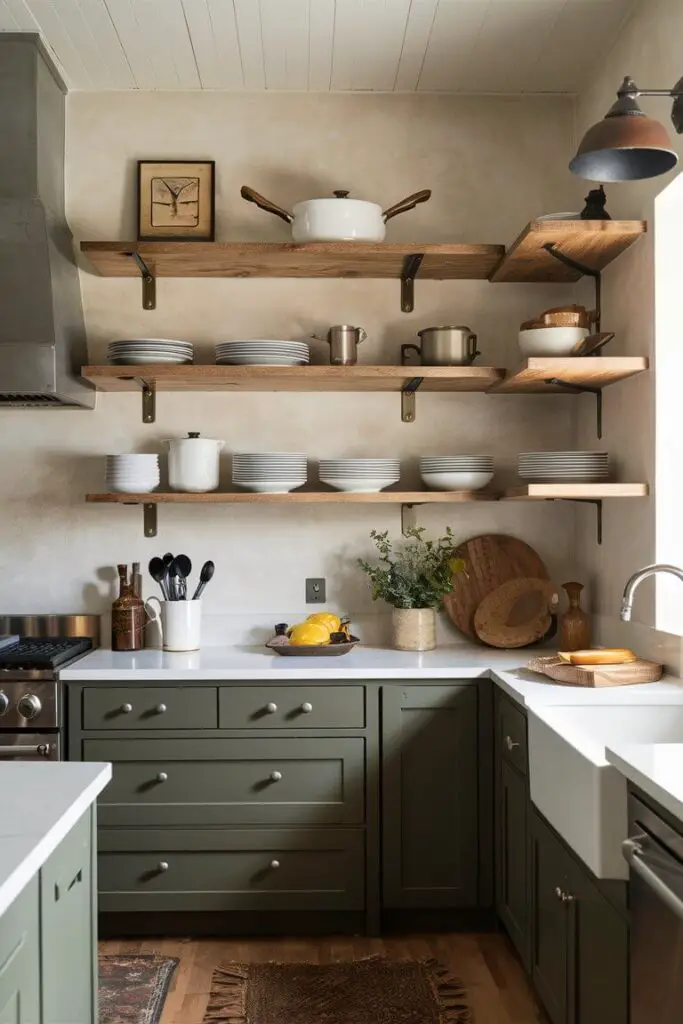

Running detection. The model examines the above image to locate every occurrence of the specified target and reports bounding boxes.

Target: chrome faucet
[620,564,683,621]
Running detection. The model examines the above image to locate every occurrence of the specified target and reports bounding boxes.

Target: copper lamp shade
[570,76,681,182]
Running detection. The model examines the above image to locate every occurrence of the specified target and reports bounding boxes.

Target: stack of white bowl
[518,451,609,482]
[106,454,160,494]
[319,459,400,493]
[419,456,494,491]
[107,339,194,364]
[215,341,310,366]
[232,453,307,493]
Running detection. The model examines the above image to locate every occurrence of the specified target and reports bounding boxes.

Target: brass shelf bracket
[122,501,158,538]
[542,242,602,332]
[401,503,419,536]
[550,498,603,545]
[128,251,156,310]
[400,253,424,313]
[115,376,156,423]
[544,377,603,438]
[401,376,423,423]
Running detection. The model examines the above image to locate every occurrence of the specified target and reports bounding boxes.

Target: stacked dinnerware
[215,340,310,366]
[319,459,400,494]
[518,451,609,483]
[419,455,494,491]
[106,454,160,494]
[232,453,307,493]
[107,339,194,365]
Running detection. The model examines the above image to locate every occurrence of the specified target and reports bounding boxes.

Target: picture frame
[137,160,215,241]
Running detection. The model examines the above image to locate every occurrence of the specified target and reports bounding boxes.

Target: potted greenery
[358,526,464,651]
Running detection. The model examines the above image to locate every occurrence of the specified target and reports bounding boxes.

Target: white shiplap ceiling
[0,0,636,93]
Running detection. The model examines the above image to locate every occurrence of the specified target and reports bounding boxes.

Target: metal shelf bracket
[127,252,156,310]
[122,501,158,538]
[542,242,602,332]
[117,376,156,423]
[401,376,423,423]
[401,253,424,313]
[550,498,603,545]
[401,503,418,535]
[545,377,603,439]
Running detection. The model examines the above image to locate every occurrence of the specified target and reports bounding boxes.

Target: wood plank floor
[100,932,546,1023]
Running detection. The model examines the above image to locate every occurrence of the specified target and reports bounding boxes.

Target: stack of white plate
[319,459,400,493]
[215,341,310,366]
[518,451,609,482]
[419,456,494,491]
[106,454,160,494]
[107,339,194,365]
[232,453,307,493]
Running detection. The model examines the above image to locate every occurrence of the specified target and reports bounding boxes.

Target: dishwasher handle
[623,835,683,922]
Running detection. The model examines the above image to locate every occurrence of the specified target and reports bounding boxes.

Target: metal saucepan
[240,186,432,242]
[402,326,479,367]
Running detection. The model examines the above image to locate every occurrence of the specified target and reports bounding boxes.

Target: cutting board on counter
[527,654,664,687]
[444,533,549,641]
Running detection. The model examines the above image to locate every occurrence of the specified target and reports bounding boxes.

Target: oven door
[0,733,60,760]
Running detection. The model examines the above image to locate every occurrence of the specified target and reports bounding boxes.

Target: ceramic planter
[391,607,437,651]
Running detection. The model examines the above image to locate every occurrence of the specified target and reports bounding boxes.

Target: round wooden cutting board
[444,533,549,641]
[474,577,558,648]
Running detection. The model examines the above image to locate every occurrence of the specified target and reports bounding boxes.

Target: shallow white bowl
[234,481,306,493]
[107,482,158,494]
[518,326,588,357]
[420,471,494,491]
[320,476,399,493]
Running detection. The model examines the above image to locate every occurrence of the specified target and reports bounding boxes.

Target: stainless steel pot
[402,326,479,367]
[312,325,367,365]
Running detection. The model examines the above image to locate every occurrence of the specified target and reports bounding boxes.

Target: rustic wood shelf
[493,357,648,393]
[490,220,647,283]
[503,483,648,500]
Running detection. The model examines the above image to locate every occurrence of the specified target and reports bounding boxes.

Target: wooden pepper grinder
[111,564,145,651]
[559,582,591,651]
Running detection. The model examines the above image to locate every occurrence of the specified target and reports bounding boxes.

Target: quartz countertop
[606,743,683,822]
[0,762,111,917]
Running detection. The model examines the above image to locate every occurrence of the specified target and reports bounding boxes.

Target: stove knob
[17,694,42,720]
[0,692,8,716]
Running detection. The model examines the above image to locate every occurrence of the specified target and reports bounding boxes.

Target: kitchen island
[0,762,111,1024]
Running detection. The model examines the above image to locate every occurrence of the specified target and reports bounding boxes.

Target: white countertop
[0,762,111,917]
[606,743,683,822]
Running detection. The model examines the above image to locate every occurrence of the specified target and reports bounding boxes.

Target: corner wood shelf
[501,483,649,545]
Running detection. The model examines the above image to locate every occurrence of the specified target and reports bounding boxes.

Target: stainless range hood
[0,35,94,409]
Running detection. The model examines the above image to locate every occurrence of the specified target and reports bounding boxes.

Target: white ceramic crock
[145,598,202,652]
[164,432,224,493]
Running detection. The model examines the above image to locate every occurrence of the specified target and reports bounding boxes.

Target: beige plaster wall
[0,91,581,630]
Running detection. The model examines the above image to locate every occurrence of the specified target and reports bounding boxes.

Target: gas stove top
[0,637,93,671]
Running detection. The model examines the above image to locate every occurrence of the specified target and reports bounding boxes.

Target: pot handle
[240,185,293,225]
[467,332,480,364]
[357,329,367,344]
[383,189,432,223]
[401,343,421,366]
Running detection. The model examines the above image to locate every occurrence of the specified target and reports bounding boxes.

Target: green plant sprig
[358,526,465,610]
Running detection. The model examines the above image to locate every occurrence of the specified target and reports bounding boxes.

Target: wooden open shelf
[86,490,498,505]
[494,357,648,394]
[503,483,648,500]
[490,220,647,283]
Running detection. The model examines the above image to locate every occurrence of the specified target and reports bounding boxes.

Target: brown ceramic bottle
[111,564,145,651]
[558,581,591,651]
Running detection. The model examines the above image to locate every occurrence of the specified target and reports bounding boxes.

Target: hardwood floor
[100,932,546,1023]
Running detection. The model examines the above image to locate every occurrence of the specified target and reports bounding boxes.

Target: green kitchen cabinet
[0,879,40,1024]
[381,682,492,909]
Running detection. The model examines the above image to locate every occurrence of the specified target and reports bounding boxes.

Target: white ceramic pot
[145,598,202,652]
[518,325,588,357]
[391,607,437,652]
[164,432,224,493]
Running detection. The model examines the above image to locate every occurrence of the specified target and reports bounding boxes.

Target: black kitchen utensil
[148,557,170,600]
[192,560,215,600]
[170,554,192,600]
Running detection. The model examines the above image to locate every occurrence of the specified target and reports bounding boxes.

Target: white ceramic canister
[164,432,224,492]
[145,598,202,652]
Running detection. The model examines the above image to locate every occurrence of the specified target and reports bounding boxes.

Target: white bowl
[107,482,158,494]
[234,481,306,493]
[518,326,588,358]
[320,476,399,493]
[420,471,494,491]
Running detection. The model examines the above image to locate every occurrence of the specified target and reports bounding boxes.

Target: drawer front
[98,828,365,912]
[83,737,365,826]
[83,686,217,730]
[219,685,365,729]
[497,694,528,775]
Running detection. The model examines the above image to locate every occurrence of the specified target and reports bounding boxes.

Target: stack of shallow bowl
[518,305,592,358]
[419,456,494,491]
[319,459,400,493]
[232,453,307,493]
[215,341,310,366]
[106,454,160,493]
[518,451,609,483]
[107,339,193,364]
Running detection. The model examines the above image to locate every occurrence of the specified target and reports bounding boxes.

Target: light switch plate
[305,578,326,604]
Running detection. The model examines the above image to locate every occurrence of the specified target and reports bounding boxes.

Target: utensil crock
[145,598,202,652]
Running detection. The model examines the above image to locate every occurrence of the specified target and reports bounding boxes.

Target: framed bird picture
[137,160,215,240]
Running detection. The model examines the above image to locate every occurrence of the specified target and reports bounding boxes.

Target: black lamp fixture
[570,75,683,182]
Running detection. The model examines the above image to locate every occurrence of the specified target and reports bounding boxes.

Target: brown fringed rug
[203,956,472,1023]
[99,955,179,1024]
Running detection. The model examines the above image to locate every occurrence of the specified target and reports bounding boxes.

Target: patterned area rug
[99,955,179,1024]
[202,957,472,1023]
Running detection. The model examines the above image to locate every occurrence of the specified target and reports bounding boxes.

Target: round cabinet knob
[270,770,282,782]
[157,861,169,873]
[270,859,280,870]
[266,702,278,714]
[155,703,167,714]
[301,702,313,714]
[505,735,520,752]
[156,772,168,783]
[0,692,9,716]
[17,694,41,720]
[555,886,564,901]
[120,703,133,714]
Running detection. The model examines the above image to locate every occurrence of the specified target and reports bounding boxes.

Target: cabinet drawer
[219,685,365,729]
[82,686,217,730]
[497,694,528,775]
[83,737,365,826]
[98,828,364,912]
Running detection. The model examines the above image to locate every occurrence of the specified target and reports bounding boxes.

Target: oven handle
[0,743,55,759]
[623,835,683,922]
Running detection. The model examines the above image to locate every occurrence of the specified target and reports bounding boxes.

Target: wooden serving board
[527,655,663,687]
[444,534,549,640]
[474,578,558,649]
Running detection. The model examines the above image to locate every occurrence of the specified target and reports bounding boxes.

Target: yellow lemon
[288,622,331,647]
[306,612,342,634]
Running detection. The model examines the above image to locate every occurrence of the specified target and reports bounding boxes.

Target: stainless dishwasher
[624,792,683,1024]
